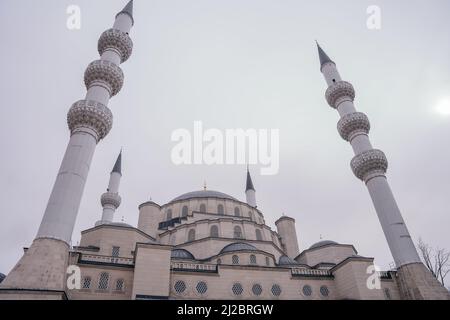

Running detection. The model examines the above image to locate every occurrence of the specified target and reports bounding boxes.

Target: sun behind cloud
[435,97,450,116]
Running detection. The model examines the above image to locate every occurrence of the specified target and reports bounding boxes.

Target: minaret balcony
[67,100,113,141]
[325,81,355,108]
[84,60,124,97]
[101,192,122,208]
[98,28,133,63]
[337,112,371,142]
[351,149,388,182]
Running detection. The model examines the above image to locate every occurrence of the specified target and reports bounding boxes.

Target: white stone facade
[1,2,449,301]
[42,191,406,300]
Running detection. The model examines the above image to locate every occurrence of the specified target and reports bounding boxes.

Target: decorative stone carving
[325,81,355,108]
[84,60,124,96]
[351,149,388,182]
[67,100,113,141]
[337,112,370,141]
[101,192,122,208]
[98,28,133,63]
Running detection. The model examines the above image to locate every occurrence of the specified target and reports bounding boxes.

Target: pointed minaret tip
[112,151,122,175]
[246,167,255,192]
[316,41,335,70]
[117,0,134,26]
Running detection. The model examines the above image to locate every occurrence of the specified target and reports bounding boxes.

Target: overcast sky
[0,0,449,282]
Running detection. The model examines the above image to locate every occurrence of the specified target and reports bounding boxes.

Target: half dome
[278,255,300,266]
[220,242,258,254]
[171,249,195,260]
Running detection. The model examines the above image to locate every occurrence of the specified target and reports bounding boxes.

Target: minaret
[245,167,257,207]
[317,42,449,300]
[96,151,122,226]
[0,1,134,298]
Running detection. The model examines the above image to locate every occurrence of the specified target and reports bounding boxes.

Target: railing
[378,271,395,279]
[79,254,134,266]
[171,262,218,273]
[291,268,334,278]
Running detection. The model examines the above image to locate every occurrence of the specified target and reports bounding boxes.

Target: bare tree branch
[417,238,449,286]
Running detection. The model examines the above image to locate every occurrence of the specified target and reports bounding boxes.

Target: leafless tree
[417,238,450,286]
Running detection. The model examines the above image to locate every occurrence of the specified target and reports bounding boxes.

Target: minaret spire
[318,43,449,300]
[0,2,135,298]
[316,41,335,71]
[112,149,122,175]
[116,0,134,26]
[246,167,255,192]
[245,167,257,207]
[96,151,123,226]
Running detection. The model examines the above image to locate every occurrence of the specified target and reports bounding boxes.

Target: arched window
[250,254,257,265]
[255,229,263,241]
[98,272,109,290]
[188,229,196,242]
[265,257,270,266]
[210,225,219,238]
[234,207,241,217]
[82,276,91,289]
[218,204,224,215]
[182,206,188,217]
[234,226,243,239]
[166,209,173,220]
[115,279,125,291]
[232,255,239,265]
[217,258,222,265]
[199,204,206,213]
[249,212,254,221]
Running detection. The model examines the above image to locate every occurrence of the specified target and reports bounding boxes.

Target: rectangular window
[112,246,120,257]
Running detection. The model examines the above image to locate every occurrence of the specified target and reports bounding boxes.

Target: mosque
[0,1,448,300]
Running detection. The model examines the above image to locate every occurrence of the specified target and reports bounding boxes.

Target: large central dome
[170,190,238,203]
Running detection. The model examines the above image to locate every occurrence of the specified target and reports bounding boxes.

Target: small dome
[171,249,195,260]
[171,190,238,203]
[309,240,339,250]
[278,255,299,266]
[0,273,5,284]
[220,242,258,254]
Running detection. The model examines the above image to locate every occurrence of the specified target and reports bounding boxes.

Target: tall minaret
[96,151,122,226]
[245,167,257,207]
[317,42,449,300]
[0,1,134,298]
